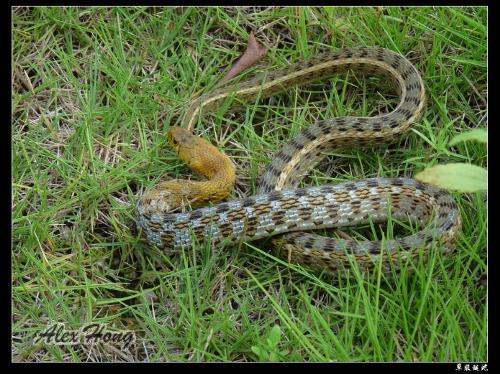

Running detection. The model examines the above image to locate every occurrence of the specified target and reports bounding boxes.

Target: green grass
[12,6,487,362]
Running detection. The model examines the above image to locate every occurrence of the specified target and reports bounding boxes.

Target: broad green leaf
[415,163,487,192]
[251,346,264,358]
[449,129,487,146]
[267,325,282,346]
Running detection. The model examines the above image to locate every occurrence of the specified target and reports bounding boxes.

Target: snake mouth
[166,131,180,153]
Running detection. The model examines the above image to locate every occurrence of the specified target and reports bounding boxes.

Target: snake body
[136,46,461,272]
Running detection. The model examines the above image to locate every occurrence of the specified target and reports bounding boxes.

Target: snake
[136,46,461,273]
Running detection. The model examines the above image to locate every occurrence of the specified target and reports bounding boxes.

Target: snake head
[166,126,219,177]
[167,127,208,171]
[167,126,198,153]
[166,126,235,180]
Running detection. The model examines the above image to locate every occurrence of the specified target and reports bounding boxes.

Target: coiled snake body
[137,47,461,272]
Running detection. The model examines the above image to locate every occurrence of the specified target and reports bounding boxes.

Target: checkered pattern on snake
[136,46,461,272]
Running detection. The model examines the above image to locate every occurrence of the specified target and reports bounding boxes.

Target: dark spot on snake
[315,142,328,151]
[424,235,435,244]
[272,210,286,219]
[266,166,281,177]
[444,200,457,209]
[321,239,336,252]
[400,108,413,120]
[276,151,291,163]
[415,181,426,191]
[392,179,404,186]
[303,238,316,249]
[320,123,331,135]
[434,189,447,198]
[366,180,379,187]
[320,185,334,194]
[304,72,315,80]
[318,120,329,129]
[246,217,259,227]
[290,139,304,150]
[439,212,449,219]
[257,183,271,193]
[401,67,415,80]
[269,191,283,201]
[190,210,204,220]
[304,60,315,68]
[303,128,316,141]
[242,198,254,208]
[345,183,356,191]
[406,82,421,92]
[295,188,307,197]
[442,220,454,231]
[215,204,229,214]
[162,216,177,223]
[391,59,401,70]
[300,255,313,265]
[406,96,419,104]
[368,242,381,254]
[219,223,234,235]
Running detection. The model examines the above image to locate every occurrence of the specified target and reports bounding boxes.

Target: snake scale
[136,46,461,273]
